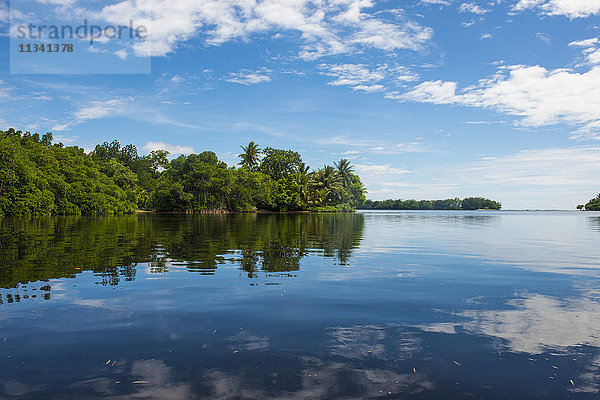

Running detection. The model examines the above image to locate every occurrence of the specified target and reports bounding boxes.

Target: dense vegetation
[578,194,600,211]
[0,130,365,216]
[360,197,502,210]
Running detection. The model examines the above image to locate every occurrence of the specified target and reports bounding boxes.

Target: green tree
[259,147,303,181]
[335,159,354,187]
[239,141,261,171]
[585,194,600,211]
[310,165,343,205]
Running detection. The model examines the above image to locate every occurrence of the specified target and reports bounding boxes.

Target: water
[1,211,599,399]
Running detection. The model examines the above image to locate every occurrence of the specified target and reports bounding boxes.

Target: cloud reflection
[419,293,600,354]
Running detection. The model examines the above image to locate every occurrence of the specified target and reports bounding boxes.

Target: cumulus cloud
[569,38,600,66]
[97,0,433,57]
[224,68,273,85]
[513,0,600,18]
[143,141,194,155]
[401,65,600,138]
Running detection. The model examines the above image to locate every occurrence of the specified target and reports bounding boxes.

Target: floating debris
[132,380,149,384]
[105,360,111,365]
[413,368,416,373]
[552,366,559,369]
[233,350,239,354]
[453,361,462,366]
[111,361,116,366]
[570,380,575,386]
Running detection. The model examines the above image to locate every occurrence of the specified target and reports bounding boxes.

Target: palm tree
[238,141,261,170]
[334,159,354,187]
[296,162,311,203]
[310,165,342,204]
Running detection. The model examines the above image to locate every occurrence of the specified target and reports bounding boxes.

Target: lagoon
[1,211,600,399]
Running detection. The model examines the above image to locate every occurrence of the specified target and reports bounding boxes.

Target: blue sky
[1,0,600,209]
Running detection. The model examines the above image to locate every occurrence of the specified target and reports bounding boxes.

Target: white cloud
[402,80,459,104]
[352,84,385,92]
[321,63,386,87]
[52,97,131,131]
[402,65,600,138]
[420,0,451,4]
[535,32,551,45]
[0,2,8,23]
[143,141,194,155]
[98,0,433,58]
[569,38,599,47]
[224,69,273,85]
[0,80,12,100]
[355,163,412,177]
[458,2,490,14]
[52,96,200,131]
[569,38,600,66]
[114,49,128,60]
[319,63,418,92]
[513,0,600,18]
[588,49,600,64]
[479,33,493,39]
[446,146,600,188]
[366,146,600,209]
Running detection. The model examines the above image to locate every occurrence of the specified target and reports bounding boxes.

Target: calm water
[1,211,600,399]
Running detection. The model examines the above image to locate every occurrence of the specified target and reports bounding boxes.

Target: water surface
[1,211,600,399]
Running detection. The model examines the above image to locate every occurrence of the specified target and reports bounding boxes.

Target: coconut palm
[334,158,354,187]
[296,162,311,202]
[238,141,261,170]
[310,165,342,204]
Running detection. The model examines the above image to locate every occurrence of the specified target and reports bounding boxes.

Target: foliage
[584,194,600,211]
[0,131,366,215]
[238,141,261,171]
[310,203,355,213]
[0,129,136,216]
[259,147,303,181]
[461,197,502,210]
[361,197,501,210]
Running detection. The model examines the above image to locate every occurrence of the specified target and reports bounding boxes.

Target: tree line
[360,197,502,210]
[0,129,365,216]
[578,194,600,211]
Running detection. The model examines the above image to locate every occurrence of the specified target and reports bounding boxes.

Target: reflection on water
[1,211,600,399]
[0,213,364,290]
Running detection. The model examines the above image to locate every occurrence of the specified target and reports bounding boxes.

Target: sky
[1,0,600,209]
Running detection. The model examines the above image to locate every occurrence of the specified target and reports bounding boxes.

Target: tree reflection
[0,213,365,290]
